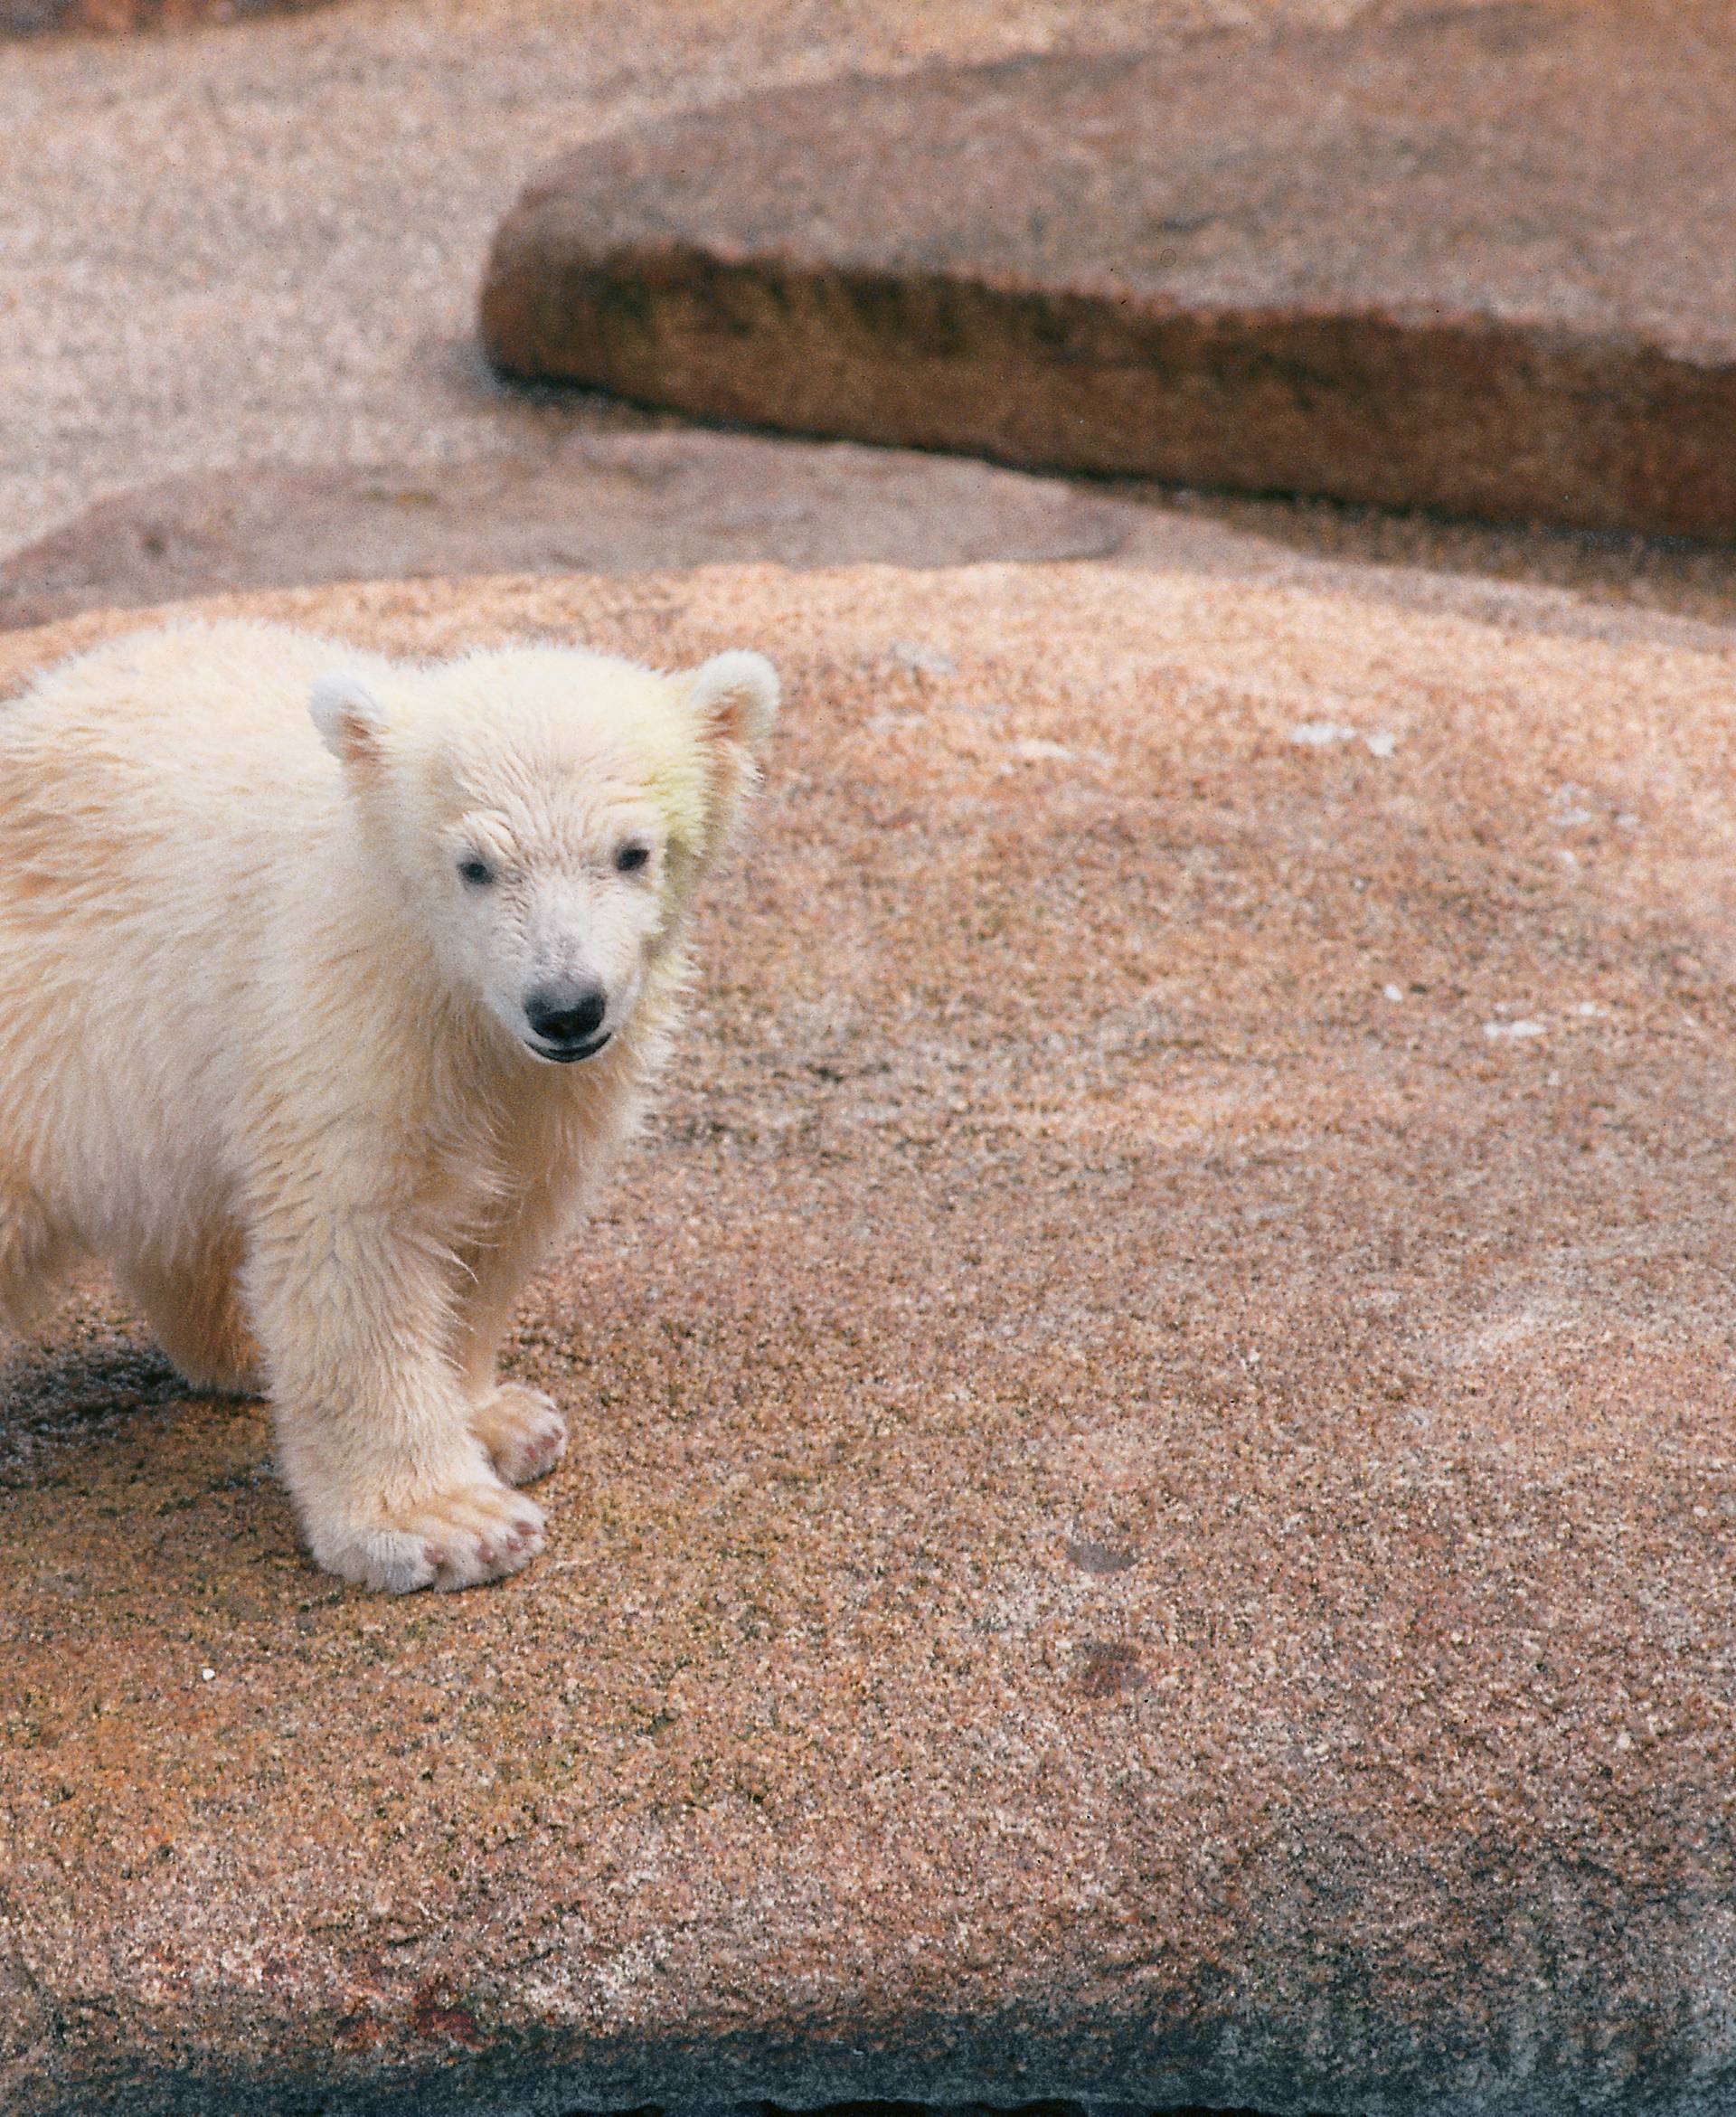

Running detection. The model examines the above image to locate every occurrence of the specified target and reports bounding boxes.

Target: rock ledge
[483,5,1736,536]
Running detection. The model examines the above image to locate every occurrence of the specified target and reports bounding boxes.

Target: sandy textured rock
[19,423,1736,650]
[5,557,1736,2114]
[0,431,1146,628]
[483,0,1736,537]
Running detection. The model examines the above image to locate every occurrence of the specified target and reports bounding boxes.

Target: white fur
[0,619,777,1592]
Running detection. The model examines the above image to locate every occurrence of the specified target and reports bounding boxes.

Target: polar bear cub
[0,618,777,1592]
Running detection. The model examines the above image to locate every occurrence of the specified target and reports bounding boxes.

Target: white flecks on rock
[1289,721,1396,756]
[888,639,956,676]
[1289,720,1360,746]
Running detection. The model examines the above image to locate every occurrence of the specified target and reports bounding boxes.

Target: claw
[308,1479,547,1593]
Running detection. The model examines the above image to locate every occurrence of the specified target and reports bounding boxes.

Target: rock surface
[0,432,1146,629]
[483,0,1736,538]
[0,0,1248,555]
[0,0,325,32]
[5,557,1736,2114]
[19,425,1736,650]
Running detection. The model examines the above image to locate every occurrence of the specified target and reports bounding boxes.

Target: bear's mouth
[526,1030,613,1065]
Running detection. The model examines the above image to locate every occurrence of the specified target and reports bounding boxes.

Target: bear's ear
[681,651,779,852]
[309,670,390,769]
[685,650,779,755]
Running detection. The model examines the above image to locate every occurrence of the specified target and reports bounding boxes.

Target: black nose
[525,982,607,1047]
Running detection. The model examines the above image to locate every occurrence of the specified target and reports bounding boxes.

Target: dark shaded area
[587,2103,1278,2117]
[0,0,334,35]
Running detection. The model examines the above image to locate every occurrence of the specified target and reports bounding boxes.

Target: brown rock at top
[0,0,325,32]
[6,555,1736,2112]
[482,0,1736,538]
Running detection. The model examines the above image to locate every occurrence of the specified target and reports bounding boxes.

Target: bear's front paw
[470,1381,568,1487]
[306,1476,546,1594]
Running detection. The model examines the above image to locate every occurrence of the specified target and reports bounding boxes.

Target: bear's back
[0,619,353,917]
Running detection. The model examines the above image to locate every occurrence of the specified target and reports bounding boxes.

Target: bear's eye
[458,855,495,887]
[615,843,651,874]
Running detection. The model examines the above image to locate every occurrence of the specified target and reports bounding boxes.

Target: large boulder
[5,556,1736,2114]
[482,1,1736,538]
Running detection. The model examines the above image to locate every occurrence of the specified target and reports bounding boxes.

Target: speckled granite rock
[482,0,1736,537]
[5,558,1736,2115]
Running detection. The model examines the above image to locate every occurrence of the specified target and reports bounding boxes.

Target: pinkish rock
[5,555,1736,2111]
[482,2,1736,536]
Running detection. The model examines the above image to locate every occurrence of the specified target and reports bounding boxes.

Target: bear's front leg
[247,1202,546,1592]
[456,1191,571,1489]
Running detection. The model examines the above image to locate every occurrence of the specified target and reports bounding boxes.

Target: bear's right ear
[309,671,389,768]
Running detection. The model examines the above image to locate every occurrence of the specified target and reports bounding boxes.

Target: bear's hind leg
[0,1186,71,1332]
[120,1231,262,1396]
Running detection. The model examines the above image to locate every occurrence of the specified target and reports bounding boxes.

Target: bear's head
[308,641,778,1066]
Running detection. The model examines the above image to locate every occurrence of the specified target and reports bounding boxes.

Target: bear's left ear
[686,650,779,754]
[309,670,390,769]
[682,650,779,848]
